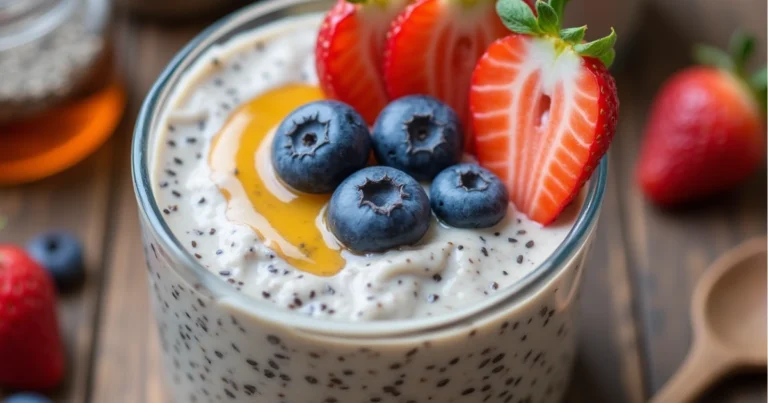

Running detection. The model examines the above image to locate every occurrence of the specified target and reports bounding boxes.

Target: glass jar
[0,0,124,185]
[132,1,608,402]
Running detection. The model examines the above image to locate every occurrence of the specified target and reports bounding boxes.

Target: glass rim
[131,0,608,338]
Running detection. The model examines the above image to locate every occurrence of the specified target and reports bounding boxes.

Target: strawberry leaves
[695,31,767,113]
[495,0,617,67]
[535,1,559,35]
[750,66,767,112]
[573,28,616,67]
[496,0,539,35]
[549,0,567,20]
[729,30,755,75]
[693,44,735,71]
[560,26,585,43]
[751,67,767,93]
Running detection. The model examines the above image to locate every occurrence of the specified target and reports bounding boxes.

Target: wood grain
[613,6,768,401]
[567,157,646,403]
[0,105,117,402]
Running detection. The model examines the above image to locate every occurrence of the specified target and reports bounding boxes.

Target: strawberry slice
[470,0,619,224]
[316,0,407,124]
[383,0,517,146]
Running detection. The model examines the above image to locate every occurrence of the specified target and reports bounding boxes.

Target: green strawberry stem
[495,0,617,68]
[0,216,6,232]
[694,31,768,114]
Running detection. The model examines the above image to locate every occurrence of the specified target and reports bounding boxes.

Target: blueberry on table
[272,100,372,193]
[430,164,509,229]
[372,95,463,181]
[3,393,52,403]
[328,166,431,253]
[25,231,85,291]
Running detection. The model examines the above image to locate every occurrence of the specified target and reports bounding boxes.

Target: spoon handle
[650,341,733,403]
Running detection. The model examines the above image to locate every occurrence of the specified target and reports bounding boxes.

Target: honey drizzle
[209,84,345,276]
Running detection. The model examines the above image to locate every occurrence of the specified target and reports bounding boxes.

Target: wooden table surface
[0,2,766,402]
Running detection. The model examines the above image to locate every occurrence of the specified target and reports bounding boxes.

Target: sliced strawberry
[383,0,511,146]
[316,0,407,124]
[470,0,619,224]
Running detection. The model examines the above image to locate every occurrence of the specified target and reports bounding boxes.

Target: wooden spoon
[650,237,767,403]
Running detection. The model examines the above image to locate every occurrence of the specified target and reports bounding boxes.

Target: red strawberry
[383,0,519,146]
[470,0,619,224]
[316,0,408,124]
[0,245,65,390]
[636,33,766,206]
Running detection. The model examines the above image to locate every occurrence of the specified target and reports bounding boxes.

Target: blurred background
[0,0,765,402]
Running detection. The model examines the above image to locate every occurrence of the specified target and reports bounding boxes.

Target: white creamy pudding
[151,14,582,322]
[138,2,608,402]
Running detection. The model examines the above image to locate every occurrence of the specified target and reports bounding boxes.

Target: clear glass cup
[132,0,608,402]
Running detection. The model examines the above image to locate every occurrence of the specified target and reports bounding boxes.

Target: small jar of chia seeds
[0,0,125,185]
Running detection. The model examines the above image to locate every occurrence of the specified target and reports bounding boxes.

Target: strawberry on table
[384,0,521,141]
[636,32,766,206]
[0,246,65,390]
[470,0,619,225]
[316,0,408,124]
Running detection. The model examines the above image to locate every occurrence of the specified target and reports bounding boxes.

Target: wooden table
[0,3,766,402]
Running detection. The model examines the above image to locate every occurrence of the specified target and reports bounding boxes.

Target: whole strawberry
[637,32,766,206]
[0,246,65,390]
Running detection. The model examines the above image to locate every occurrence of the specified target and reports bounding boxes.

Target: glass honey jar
[0,0,125,185]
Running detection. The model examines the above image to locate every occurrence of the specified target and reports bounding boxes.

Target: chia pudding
[135,2,606,402]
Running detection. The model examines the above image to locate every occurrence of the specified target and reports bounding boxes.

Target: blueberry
[3,393,52,403]
[327,166,431,253]
[272,100,372,193]
[372,95,463,181]
[26,231,85,291]
[430,164,509,228]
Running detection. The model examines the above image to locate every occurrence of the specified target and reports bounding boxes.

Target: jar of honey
[0,0,125,185]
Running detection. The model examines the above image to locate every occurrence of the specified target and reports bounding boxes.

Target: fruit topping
[328,166,431,252]
[272,100,372,194]
[26,231,85,292]
[636,32,766,206]
[372,95,463,181]
[430,163,509,228]
[0,245,64,390]
[316,0,408,124]
[383,0,510,143]
[470,0,619,225]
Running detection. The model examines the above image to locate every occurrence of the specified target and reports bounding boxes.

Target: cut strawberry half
[383,0,515,146]
[316,0,407,124]
[470,0,619,224]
